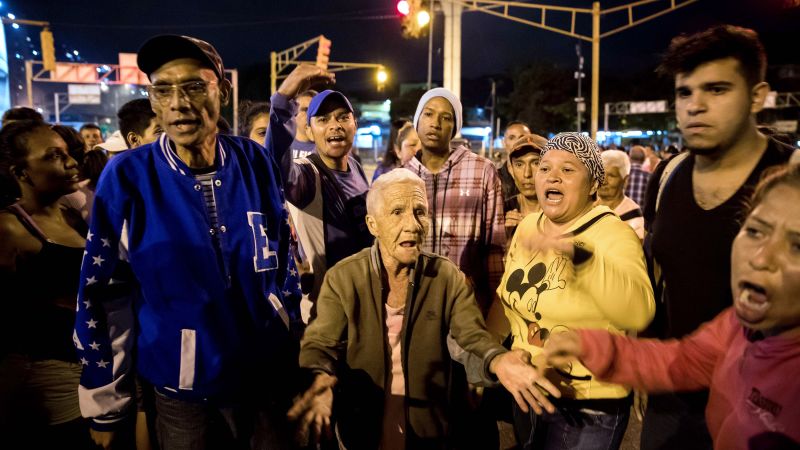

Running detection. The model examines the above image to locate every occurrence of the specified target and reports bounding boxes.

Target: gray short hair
[368,168,427,216]
[629,145,646,163]
[601,150,631,179]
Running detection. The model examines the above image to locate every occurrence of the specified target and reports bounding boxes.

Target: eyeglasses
[147,80,217,103]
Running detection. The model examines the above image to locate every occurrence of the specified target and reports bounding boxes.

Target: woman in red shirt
[545,163,800,449]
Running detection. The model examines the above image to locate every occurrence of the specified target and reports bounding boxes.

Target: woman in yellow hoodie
[496,132,655,450]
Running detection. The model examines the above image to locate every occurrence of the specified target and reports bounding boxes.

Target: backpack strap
[619,208,643,221]
[655,152,690,212]
[560,211,615,238]
[305,153,348,214]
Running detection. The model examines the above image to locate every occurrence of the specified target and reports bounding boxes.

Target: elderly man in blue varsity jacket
[73,35,305,449]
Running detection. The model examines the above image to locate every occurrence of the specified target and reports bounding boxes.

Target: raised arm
[266,65,334,208]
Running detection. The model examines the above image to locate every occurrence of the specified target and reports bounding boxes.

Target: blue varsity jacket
[75,133,299,430]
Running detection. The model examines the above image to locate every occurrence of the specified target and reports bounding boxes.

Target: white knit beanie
[413,88,463,138]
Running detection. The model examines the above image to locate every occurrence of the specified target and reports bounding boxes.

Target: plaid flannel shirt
[625,163,650,207]
[405,146,506,313]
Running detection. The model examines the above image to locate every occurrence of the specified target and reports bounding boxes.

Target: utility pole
[591,1,600,138]
[427,0,435,89]
[489,78,496,151]
[575,43,585,132]
[442,1,463,98]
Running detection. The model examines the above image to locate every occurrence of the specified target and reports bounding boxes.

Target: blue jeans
[513,396,631,450]
[154,389,293,450]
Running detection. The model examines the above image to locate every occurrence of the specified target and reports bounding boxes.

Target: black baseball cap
[137,35,225,81]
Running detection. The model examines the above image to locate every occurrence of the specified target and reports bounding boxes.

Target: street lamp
[376,67,388,92]
[376,68,388,84]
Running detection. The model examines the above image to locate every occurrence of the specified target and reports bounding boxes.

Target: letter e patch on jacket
[247,212,278,272]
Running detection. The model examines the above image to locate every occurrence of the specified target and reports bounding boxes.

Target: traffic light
[397,0,411,15]
[398,0,429,38]
[40,29,56,71]
[316,36,331,70]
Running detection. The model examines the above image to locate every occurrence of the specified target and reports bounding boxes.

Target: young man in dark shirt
[642,25,797,450]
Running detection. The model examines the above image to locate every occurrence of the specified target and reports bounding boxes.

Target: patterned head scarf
[541,132,605,185]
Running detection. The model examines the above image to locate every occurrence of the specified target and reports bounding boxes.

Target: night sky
[7,0,800,106]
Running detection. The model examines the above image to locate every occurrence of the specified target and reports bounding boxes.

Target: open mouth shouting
[735,280,770,323]
[544,188,564,205]
[399,239,418,248]
[325,134,348,149]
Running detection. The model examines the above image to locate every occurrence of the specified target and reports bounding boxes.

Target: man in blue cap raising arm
[75,35,299,449]
[267,65,374,314]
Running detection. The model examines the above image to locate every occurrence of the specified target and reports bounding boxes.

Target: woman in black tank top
[0,120,94,448]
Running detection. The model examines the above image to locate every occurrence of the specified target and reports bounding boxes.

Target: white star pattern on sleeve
[86,231,93,241]
[96,359,109,368]
[86,276,97,286]
[89,341,101,351]
[86,318,98,328]
[282,290,291,297]
[80,357,89,366]
[83,300,91,309]
[289,268,297,277]
[92,255,105,266]
[101,238,111,248]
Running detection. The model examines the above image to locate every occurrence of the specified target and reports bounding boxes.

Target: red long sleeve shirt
[580,308,800,449]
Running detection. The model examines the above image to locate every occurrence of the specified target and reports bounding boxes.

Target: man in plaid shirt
[625,145,651,207]
[404,86,506,450]
[404,88,505,316]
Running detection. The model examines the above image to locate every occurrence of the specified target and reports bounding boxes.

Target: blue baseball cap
[306,90,354,125]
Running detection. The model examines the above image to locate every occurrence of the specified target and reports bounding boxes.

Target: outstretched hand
[287,372,337,445]
[277,64,335,99]
[490,349,560,415]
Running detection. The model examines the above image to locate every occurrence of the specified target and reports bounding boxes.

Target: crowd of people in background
[0,23,799,450]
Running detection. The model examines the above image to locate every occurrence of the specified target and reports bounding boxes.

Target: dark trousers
[154,390,293,450]
[641,392,713,450]
[513,396,631,450]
